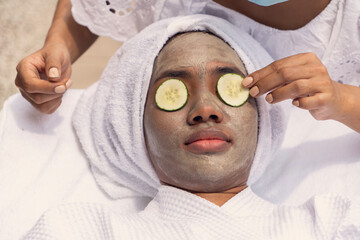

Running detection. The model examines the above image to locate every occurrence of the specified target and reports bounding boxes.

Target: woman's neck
[194,185,248,206]
[213,0,331,30]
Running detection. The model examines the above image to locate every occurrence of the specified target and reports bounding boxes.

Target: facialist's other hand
[15,42,72,114]
[242,52,360,133]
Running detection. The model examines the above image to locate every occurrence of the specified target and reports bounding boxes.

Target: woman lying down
[7,15,360,239]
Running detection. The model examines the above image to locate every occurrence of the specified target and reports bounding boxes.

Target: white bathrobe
[21,14,360,239]
[25,186,360,239]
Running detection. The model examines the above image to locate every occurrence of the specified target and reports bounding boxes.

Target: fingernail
[49,68,59,78]
[242,76,253,87]
[293,100,299,107]
[54,85,66,93]
[266,94,273,103]
[249,86,259,97]
[66,79,72,89]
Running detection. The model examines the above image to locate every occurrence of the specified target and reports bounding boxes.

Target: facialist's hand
[15,42,72,114]
[242,52,360,133]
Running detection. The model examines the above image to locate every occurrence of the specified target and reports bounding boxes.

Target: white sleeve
[71,0,208,41]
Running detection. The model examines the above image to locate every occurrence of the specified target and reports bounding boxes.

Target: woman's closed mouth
[184,129,232,154]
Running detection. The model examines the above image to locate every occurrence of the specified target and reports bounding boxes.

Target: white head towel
[73,15,287,199]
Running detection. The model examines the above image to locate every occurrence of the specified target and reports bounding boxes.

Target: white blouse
[71,0,360,86]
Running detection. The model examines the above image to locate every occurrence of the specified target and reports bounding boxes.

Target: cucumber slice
[217,73,249,107]
[155,79,188,111]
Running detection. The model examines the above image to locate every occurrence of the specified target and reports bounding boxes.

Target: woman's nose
[187,96,224,125]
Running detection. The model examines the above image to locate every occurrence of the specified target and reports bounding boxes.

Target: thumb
[45,52,63,82]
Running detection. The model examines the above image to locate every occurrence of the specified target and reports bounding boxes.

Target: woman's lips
[184,129,231,154]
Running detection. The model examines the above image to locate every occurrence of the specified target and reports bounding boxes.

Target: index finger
[16,65,68,94]
[242,52,319,88]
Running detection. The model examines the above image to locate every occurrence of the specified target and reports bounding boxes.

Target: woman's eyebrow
[214,66,245,77]
[154,69,192,83]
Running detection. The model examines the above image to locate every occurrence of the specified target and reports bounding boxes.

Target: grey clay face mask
[144,32,258,192]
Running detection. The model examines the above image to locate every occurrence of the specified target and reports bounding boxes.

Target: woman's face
[144,32,258,192]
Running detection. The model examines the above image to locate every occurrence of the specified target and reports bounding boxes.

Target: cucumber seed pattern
[225,79,242,97]
[165,88,180,104]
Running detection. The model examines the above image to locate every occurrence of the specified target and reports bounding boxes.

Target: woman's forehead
[160,32,238,59]
[153,32,246,79]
